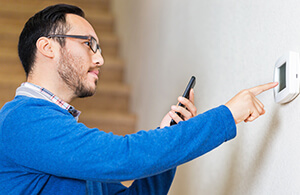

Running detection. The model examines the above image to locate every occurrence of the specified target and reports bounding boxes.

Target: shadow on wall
[222,106,280,195]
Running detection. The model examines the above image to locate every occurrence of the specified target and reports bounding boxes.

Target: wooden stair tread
[0,10,113,27]
[0,80,131,113]
[79,111,136,135]
[0,53,124,69]
[0,56,125,83]
[0,0,110,14]
[0,2,113,33]
[0,31,118,43]
[0,78,130,102]
[0,77,130,93]
[80,111,136,124]
[0,33,119,56]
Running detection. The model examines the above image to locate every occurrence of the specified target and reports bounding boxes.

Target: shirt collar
[15,82,81,120]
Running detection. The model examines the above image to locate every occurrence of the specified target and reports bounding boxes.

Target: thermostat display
[278,63,286,92]
[274,51,300,104]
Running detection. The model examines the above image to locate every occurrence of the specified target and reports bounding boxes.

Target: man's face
[57,14,103,98]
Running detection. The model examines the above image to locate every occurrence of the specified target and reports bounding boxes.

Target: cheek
[60,47,91,76]
[67,53,86,72]
[72,53,91,72]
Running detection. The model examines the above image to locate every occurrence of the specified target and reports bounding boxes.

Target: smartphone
[170,76,196,126]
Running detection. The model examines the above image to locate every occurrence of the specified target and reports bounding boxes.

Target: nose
[93,50,104,67]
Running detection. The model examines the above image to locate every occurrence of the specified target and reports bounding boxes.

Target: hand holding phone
[170,76,196,126]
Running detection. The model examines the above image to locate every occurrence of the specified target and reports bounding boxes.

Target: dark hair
[18,4,85,77]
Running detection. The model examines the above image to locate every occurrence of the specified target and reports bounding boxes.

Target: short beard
[57,49,97,98]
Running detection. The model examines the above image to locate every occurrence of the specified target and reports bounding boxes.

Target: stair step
[0,0,110,14]
[79,111,136,136]
[72,83,130,112]
[0,97,136,136]
[0,77,130,112]
[0,54,125,83]
[101,57,125,83]
[0,10,114,34]
[0,83,136,136]
[0,80,22,106]
[0,32,119,57]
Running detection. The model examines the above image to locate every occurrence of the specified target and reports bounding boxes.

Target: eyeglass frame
[47,34,102,54]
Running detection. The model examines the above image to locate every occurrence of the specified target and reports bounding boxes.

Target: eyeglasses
[47,34,101,54]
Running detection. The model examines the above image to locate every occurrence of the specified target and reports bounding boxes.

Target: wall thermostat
[274,51,300,104]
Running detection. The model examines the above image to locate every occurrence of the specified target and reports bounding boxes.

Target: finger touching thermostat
[274,51,300,104]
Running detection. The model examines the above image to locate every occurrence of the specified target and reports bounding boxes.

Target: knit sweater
[0,95,236,194]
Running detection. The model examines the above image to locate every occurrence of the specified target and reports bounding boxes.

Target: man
[0,4,277,195]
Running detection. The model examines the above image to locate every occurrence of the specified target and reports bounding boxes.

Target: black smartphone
[170,76,196,126]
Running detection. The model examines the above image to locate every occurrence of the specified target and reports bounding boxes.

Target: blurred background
[1,0,300,194]
[0,0,136,136]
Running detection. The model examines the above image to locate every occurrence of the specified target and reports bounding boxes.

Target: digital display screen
[279,63,286,92]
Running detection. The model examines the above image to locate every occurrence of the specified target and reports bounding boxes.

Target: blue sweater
[0,96,236,194]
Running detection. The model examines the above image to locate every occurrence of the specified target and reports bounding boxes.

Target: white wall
[112,0,300,194]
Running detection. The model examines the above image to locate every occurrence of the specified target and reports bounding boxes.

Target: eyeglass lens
[91,37,101,54]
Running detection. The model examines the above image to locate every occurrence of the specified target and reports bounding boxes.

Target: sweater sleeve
[2,99,236,182]
[123,168,176,195]
[87,168,176,195]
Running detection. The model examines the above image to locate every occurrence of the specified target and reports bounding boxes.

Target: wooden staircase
[0,0,136,135]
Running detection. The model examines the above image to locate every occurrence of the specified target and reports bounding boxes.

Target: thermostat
[274,51,300,104]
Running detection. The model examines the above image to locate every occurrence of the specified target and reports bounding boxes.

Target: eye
[84,41,90,46]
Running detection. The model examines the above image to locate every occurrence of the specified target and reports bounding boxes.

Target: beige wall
[112,0,300,194]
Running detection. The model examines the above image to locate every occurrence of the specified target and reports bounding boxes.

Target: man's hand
[225,82,278,124]
[160,89,197,128]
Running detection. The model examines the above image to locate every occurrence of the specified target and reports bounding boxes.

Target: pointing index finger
[249,82,278,96]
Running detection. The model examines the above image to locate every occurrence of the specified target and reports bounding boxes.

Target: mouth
[88,69,99,79]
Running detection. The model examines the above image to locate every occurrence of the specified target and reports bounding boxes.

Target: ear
[36,37,55,58]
